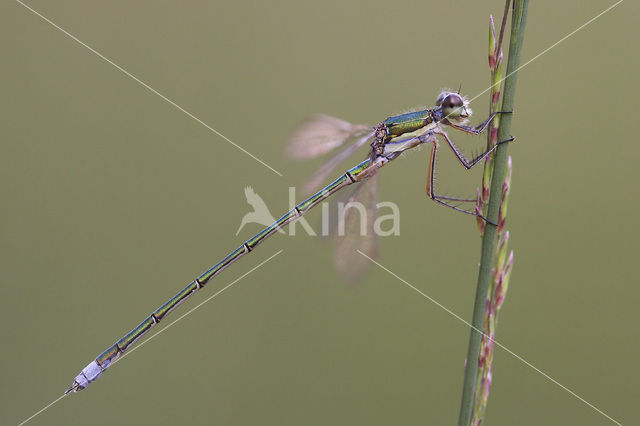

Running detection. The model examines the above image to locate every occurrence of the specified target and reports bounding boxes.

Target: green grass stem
[457,1,529,425]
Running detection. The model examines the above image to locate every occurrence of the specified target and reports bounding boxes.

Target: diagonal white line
[357,250,623,426]
[17,394,67,426]
[15,0,284,177]
[115,249,283,361]
[437,0,624,127]
[466,0,624,107]
[16,250,283,426]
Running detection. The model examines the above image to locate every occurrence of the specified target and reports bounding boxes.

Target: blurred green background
[2,1,637,425]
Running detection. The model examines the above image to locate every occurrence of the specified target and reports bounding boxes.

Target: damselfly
[66,90,511,393]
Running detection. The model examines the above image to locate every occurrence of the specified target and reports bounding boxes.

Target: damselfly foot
[496,135,515,145]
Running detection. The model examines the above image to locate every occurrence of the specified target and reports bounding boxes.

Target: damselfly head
[436,91,471,123]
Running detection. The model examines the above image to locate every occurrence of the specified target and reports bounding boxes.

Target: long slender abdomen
[66,160,374,393]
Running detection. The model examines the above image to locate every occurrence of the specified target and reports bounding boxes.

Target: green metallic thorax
[382,109,435,139]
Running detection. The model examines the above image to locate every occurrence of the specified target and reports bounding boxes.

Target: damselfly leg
[426,134,514,223]
[445,110,513,135]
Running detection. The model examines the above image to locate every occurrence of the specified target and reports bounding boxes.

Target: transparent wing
[302,132,374,193]
[332,173,379,282]
[285,114,371,160]
[287,114,379,280]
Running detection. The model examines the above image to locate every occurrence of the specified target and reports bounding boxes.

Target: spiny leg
[426,141,490,221]
[435,129,513,171]
[447,110,512,135]
[426,136,514,224]
[435,194,477,202]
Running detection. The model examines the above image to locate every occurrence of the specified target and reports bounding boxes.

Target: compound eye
[441,94,466,118]
[447,94,464,108]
